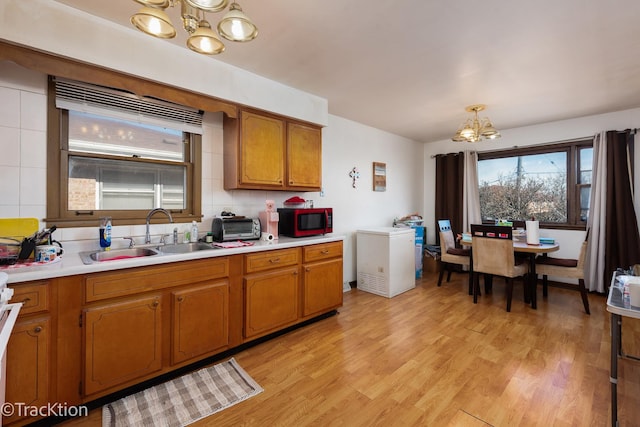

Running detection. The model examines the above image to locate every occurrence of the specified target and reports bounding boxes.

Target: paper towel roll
[261,233,274,242]
[526,220,540,245]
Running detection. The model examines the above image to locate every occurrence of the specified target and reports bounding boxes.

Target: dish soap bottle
[99,217,112,250]
[190,221,198,243]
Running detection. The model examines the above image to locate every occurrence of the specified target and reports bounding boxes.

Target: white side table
[606,273,640,427]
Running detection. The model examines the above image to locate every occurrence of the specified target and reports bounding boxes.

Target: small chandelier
[451,104,501,142]
[130,0,258,56]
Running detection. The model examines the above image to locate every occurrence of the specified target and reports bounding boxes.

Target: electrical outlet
[320,187,325,197]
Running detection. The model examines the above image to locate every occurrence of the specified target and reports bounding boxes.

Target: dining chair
[470,224,529,312]
[535,239,590,314]
[437,220,472,293]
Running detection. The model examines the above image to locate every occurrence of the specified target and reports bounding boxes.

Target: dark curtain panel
[604,129,640,280]
[435,152,464,244]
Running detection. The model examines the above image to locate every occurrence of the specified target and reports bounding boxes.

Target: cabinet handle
[269,258,280,264]
[22,297,32,304]
[305,267,311,272]
[152,300,160,308]
[33,326,42,333]
[321,250,329,254]
[177,296,184,302]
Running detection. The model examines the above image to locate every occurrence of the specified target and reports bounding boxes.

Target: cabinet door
[83,295,162,396]
[287,122,322,190]
[171,281,229,365]
[240,111,285,187]
[244,267,299,338]
[5,317,50,425]
[302,258,343,317]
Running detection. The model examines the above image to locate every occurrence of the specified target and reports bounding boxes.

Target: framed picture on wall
[373,162,386,192]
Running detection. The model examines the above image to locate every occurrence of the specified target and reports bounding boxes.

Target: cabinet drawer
[86,257,229,302]
[303,241,343,263]
[11,281,49,315]
[244,248,300,274]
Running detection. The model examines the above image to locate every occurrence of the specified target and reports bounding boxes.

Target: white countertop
[3,235,345,284]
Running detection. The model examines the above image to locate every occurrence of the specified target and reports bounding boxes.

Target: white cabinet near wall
[356,227,415,298]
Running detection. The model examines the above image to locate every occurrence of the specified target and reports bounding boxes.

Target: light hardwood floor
[61,272,640,426]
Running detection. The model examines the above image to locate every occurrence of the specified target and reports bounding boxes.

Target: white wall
[423,108,640,263]
[0,0,424,288]
[204,112,424,287]
[0,64,423,289]
[0,0,328,127]
[0,62,47,221]
[6,0,638,288]
[319,115,423,286]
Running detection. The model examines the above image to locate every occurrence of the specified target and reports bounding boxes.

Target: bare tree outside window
[477,141,592,228]
[479,156,567,222]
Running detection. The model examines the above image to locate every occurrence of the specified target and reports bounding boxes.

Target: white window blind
[54,78,203,134]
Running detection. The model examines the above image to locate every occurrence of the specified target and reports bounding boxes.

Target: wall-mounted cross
[349,167,360,188]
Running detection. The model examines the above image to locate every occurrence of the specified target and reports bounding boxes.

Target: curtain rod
[431,136,592,158]
[431,151,465,159]
[430,129,638,159]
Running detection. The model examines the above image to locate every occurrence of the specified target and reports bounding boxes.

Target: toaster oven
[211,217,261,242]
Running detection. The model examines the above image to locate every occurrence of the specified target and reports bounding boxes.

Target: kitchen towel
[526,220,540,245]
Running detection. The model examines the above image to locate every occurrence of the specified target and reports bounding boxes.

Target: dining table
[461,236,560,309]
[512,240,560,308]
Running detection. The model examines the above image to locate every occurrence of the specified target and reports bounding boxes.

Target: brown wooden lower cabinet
[244,266,300,339]
[5,241,343,425]
[5,280,51,426]
[302,258,343,317]
[4,317,50,426]
[83,295,163,396]
[171,281,229,365]
[302,241,344,317]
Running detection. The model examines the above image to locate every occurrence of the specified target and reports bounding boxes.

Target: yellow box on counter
[0,217,38,239]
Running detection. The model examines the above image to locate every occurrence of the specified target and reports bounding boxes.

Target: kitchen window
[47,78,203,227]
[477,139,593,229]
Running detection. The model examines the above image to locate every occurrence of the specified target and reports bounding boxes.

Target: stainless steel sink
[157,242,216,254]
[79,247,160,264]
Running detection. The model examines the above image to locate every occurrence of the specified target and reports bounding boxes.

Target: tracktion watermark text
[2,402,88,418]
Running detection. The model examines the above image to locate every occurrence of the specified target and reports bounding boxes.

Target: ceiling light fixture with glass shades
[451,104,501,142]
[130,0,258,55]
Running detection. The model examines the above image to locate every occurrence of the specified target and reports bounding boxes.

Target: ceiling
[54,0,640,143]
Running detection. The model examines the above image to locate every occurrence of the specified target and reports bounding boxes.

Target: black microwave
[277,208,333,237]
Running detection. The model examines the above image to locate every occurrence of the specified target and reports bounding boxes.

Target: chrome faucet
[145,208,174,244]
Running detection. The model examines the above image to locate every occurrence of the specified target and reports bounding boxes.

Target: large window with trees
[477,139,592,229]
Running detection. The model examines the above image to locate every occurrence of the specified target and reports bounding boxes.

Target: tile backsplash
[0,61,313,254]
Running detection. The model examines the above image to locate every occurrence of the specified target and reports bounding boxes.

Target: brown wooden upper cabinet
[224,108,322,191]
